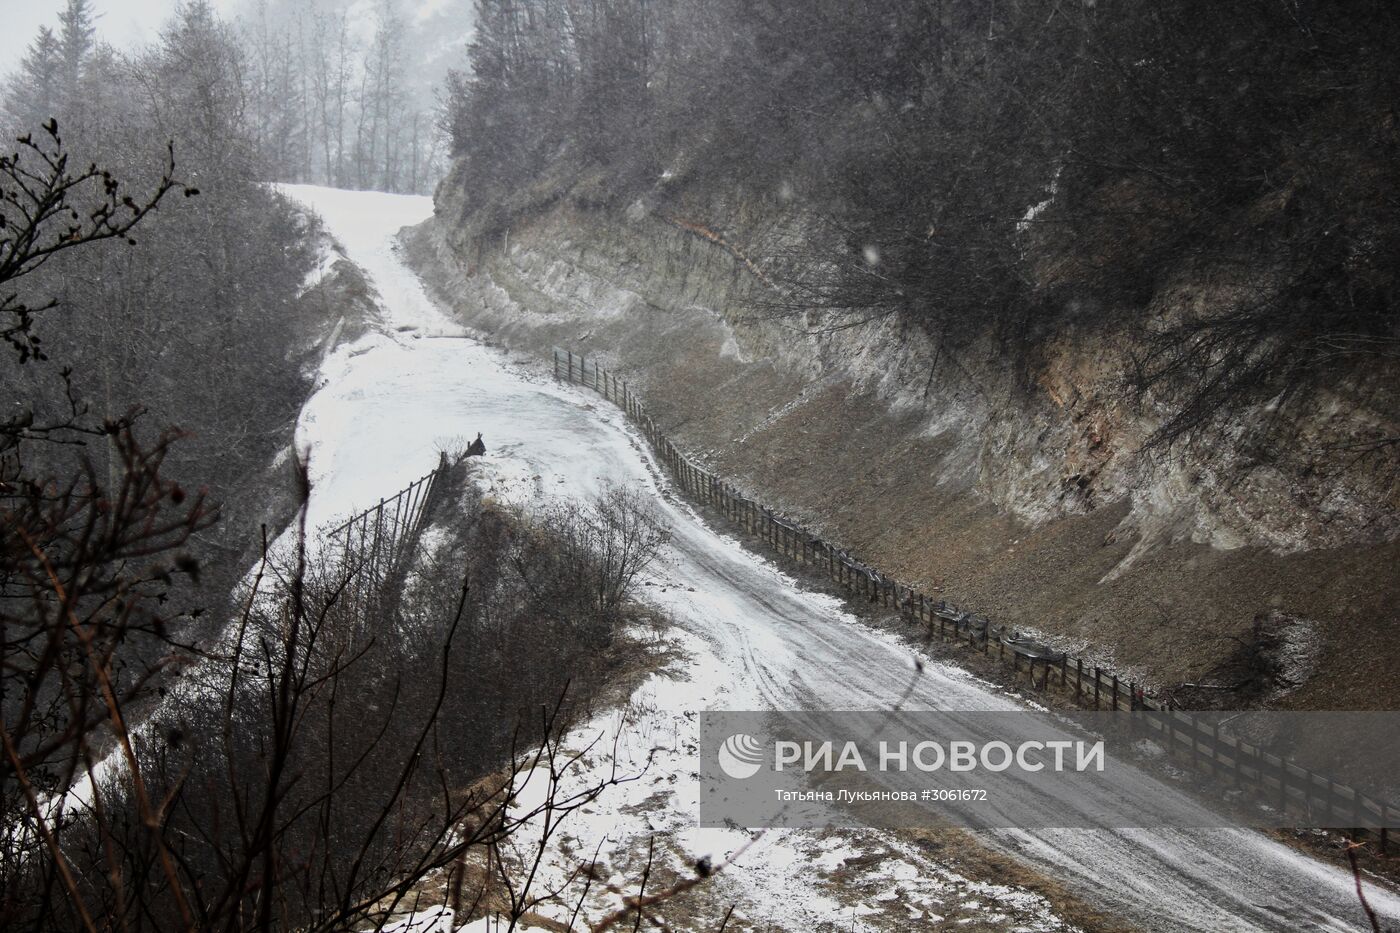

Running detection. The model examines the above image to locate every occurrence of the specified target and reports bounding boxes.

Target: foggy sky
[0,0,238,71]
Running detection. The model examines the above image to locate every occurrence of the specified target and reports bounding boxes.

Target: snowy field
[276,184,1400,932]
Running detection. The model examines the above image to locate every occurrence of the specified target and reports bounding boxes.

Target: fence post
[388,487,406,567]
[355,513,369,615]
[369,497,386,606]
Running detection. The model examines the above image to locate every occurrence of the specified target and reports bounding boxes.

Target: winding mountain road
[281,184,1400,933]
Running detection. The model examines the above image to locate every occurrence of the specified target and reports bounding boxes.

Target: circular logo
[717,733,764,779]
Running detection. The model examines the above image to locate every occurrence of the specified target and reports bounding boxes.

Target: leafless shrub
[0,127,680,927]
[522,485,672,647]
[3,454,680,931]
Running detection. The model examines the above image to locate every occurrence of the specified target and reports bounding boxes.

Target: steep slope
[406,187,1400,709]
[420,0,1400,708]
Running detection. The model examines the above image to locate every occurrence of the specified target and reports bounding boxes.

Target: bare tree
[0,122,205,929]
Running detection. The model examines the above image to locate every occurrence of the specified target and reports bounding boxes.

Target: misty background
[3,0,474,194]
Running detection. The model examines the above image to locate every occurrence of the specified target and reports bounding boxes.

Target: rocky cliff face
[408,169,1400,708]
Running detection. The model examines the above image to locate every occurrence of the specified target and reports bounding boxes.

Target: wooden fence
[325,452,449,626]
[554,347,1397,845]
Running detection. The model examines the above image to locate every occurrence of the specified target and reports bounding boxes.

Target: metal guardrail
[554,346,1398,847]
[325,451,449,626]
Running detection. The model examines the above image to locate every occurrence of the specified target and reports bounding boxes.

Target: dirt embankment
[403,186,1400,710]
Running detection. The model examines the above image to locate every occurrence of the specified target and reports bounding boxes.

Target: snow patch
[262,185,1400,933]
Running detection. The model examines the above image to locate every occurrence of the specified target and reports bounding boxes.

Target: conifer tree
[56,0,97,105]
[6,27,61,128]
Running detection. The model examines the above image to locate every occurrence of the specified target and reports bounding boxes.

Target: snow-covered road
[279,185,1400,933]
